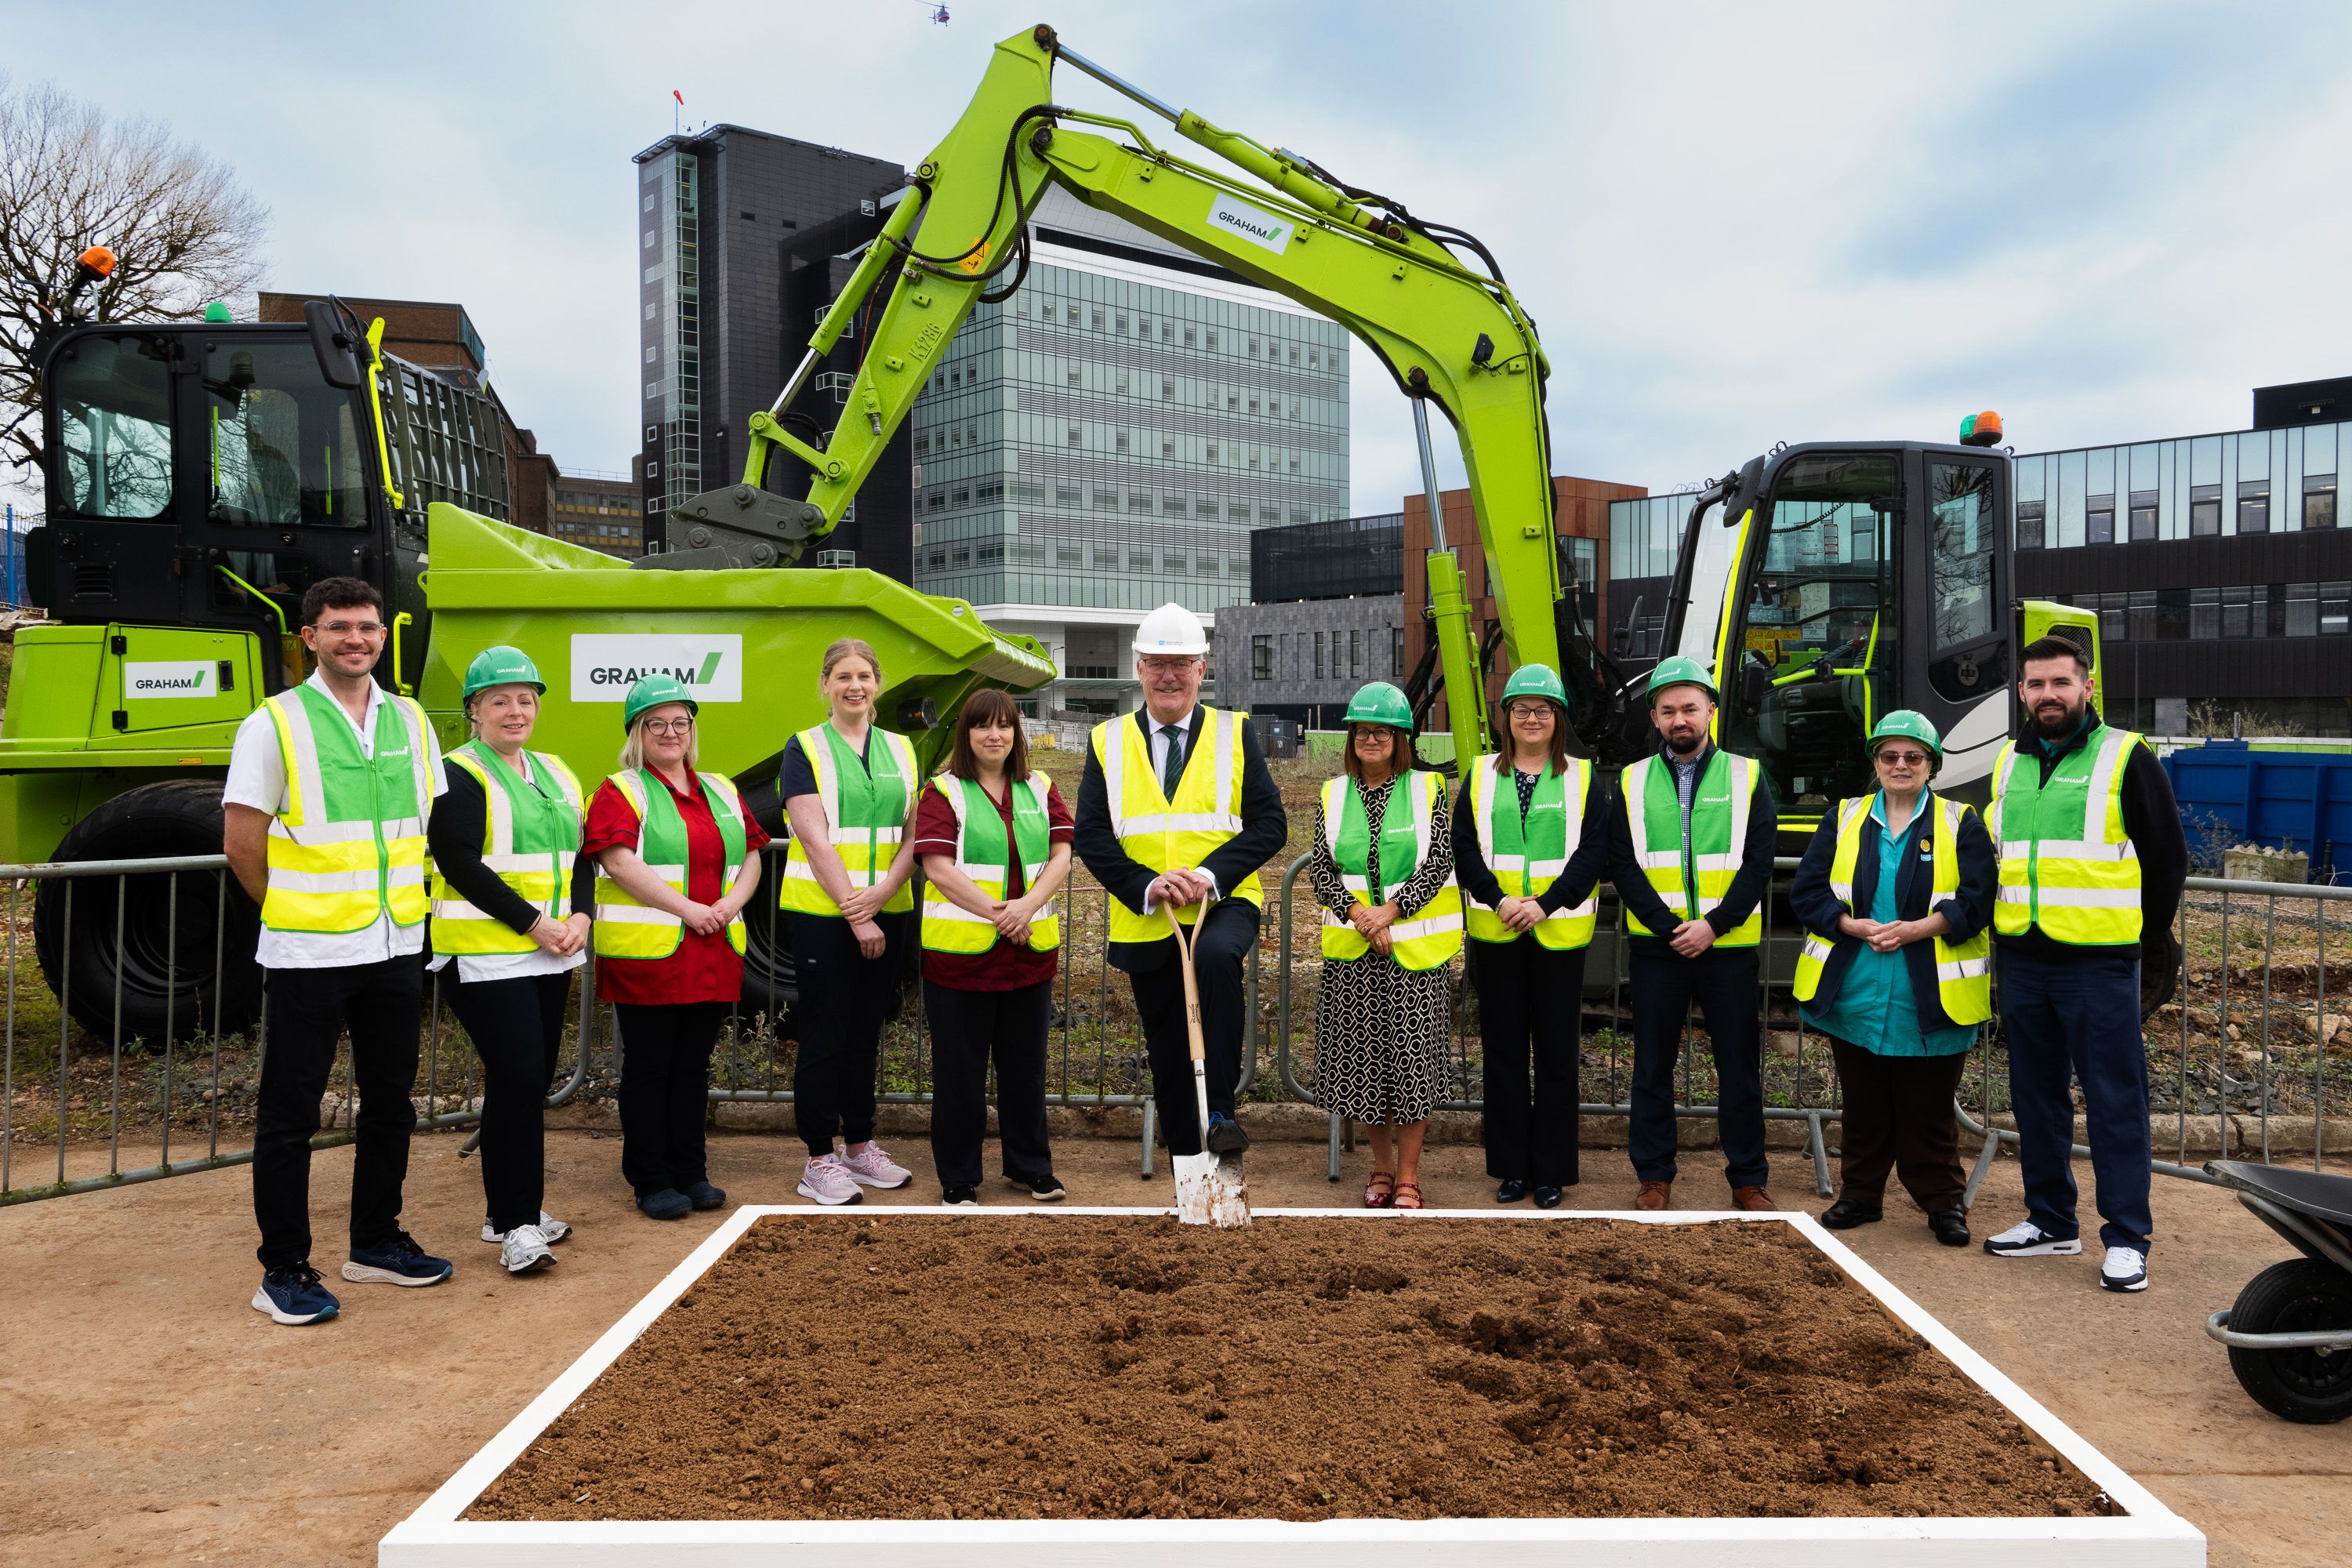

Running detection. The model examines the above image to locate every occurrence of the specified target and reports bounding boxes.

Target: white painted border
[380,1207,2204,1567]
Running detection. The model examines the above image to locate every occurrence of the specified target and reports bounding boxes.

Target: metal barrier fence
[3,845,2346,1207]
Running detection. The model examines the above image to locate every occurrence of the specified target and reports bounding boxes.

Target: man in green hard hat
[1605,655,1779,1211]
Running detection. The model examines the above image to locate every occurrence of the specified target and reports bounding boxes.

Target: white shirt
[427,750,586,985]
[1137,706,1220,910]
[223,671,446,970]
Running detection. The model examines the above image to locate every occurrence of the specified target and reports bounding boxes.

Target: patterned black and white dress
[1308,776,1457,1125]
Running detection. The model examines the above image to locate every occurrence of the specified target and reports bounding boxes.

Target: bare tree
[0,75,268,481]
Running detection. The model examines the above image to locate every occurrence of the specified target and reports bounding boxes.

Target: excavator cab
[1661,440,2016,844]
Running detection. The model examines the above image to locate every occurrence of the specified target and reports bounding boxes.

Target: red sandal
[1363,1170,1396,1209]
[1392,1181,1424,1210]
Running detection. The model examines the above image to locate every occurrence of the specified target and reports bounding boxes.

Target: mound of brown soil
[468,1214,2105,1522]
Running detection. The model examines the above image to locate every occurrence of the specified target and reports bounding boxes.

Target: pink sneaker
[797,1156,862,1207]
[833,1142,913,1189]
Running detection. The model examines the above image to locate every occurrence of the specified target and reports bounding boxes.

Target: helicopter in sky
[910,1,949,21]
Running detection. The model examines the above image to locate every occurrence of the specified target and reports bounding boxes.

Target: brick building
[549,472,645,557]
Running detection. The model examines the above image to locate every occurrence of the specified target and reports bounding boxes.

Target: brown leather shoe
[1635,1180,1671,1211]
[1730,1185,1777,1212]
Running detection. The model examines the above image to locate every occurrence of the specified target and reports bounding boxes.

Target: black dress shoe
[1204,1112,1250,1155]
[1532,1185,1564,1210]
[1927,1207,1971,1247]
[1494,1178,1530,1203]
[1819,1198,1883,1230]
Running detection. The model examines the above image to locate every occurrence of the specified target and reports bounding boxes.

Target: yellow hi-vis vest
[1791,792,1991,1026]
[919,771,1062,955]
[1464,753,1595,949]
[780,724,918,917]
[428,742,586,956]
[1319,769,1464,971]
[1091,706,1263,945]
[590,768,750,960]
[1988,724,2145,946]
[260,683,435,935]
[1620,748,1764,947]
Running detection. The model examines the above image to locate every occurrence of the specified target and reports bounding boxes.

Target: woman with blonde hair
[779,637,920,1205]
[581,673,766,1221]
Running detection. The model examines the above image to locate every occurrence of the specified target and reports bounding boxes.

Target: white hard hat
[1133,601,1210,656]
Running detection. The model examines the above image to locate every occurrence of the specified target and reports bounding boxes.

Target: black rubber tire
[736,891,798,1029]
[31,780,263,1047]
[2226,1258,2352,1424]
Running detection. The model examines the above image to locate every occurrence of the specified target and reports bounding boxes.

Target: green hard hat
[1501,663,1567,707]
[1646,655,1719,706]
[1344,681,1414,730]
[621,673,699,731]
[462,644,545,701]
[1868,709,1943,762]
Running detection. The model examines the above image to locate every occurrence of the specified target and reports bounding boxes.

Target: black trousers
[1826,1037,1969,1213]
[924,979,1055,1187]
[444,968,572,1233]
[252,955,423,1270]
[1627,941,1768,1189]
[1475,938,1585,1188]
[788,911,910,1157]
[615,1000,728,1197]
[1126,899,1258,1158]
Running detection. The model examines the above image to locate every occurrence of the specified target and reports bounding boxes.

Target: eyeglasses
[1876,750,1930,767]
[1506,703,1551,719]
[641,717,695,735]
[1138,657,1200,674]
[315,620,385,637]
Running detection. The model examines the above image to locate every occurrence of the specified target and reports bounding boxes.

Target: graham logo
[569,634,743,704]
[1206,194,1292,256]
[125,659,216,699]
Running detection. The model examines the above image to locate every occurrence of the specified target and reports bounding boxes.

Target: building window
[2239,480,2270,534]
[2190,587,2220,640]
[1392,626,1405,675]
[2125,590,2155,642]
[1067,425,1082,446]
[2285,581,2319,636]
[2085,493,2114,545]
[2128,489,2159,543]
[2306,475,2338,530]
[1091,309,1104,329]
[1251,635,1271,680]
[1162,378,1174,398]
[2325,580,2352,636]
[1348,628,1362,677]
[2190,485,2221,536]
[2221,586,2253,638]
[2016,501,2045,550]
[1205,331,1217,350]
[1313,631,1325,679]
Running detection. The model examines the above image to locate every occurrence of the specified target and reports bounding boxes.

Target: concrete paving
[2,1127,2347,1566]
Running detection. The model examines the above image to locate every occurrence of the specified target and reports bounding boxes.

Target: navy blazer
[1789,790,1995,1032]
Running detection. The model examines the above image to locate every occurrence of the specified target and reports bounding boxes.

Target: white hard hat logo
[1133,601,1210,656]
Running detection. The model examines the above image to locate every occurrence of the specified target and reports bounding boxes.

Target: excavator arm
[675,24,1565,768]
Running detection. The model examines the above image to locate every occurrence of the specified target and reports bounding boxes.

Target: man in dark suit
[1074,603,1287,1158]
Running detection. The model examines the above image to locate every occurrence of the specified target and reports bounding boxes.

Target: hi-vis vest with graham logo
[428,741,586,956]
[1987,724,2145,946]
[1619,748,1764,947]
[1792,792,1991,1026]
[1318,769,1463,970]
[780,724,918,918]
[919,772,1061,955]
[1464,753,1595,949]
[1090,706,1262,945]
[591,769,750,960]
[259,684,435,935]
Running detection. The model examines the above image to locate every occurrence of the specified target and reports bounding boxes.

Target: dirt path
[2,1129,2347,1564]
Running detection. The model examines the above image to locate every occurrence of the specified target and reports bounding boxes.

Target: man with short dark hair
[1980,634,2187,1293]
[223,575,451,1324]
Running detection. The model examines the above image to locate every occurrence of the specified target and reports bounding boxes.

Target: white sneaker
[1982,1220,2082,1258]
[482,1211,571,1245]
[797,1156,864,1206]
[2100,1245,2150,1293]
[833,1142,913,1189]
[499,1224,557,1275]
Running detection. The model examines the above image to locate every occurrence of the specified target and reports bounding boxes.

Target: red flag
[672,89,685,105]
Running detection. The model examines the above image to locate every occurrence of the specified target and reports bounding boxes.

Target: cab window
[203,341,367,527]
[53,333,174,520]
[1929,459,1997,647]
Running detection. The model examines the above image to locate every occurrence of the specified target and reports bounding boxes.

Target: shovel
[1166,904,1250,1229]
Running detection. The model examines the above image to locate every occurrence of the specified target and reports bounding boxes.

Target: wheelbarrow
[2202,1160,2352,1424]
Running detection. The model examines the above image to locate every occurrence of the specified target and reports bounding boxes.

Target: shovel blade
[1172,1151,1251,1228]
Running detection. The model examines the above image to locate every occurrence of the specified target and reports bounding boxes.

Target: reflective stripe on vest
[1092,707,1263,943]
[429,742,586,956]
[1464,753,1595,949]
[1619,749,1762,946]
[1988,725,2143,946]
[1319,769,1464,971]
[260,684,434,935]
[780,724,917,916]
[1792,793,1991,1026]
[591,768,749,960]
[920,772,1062,955]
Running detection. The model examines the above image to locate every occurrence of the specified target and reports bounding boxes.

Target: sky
[12,0,2352,517]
